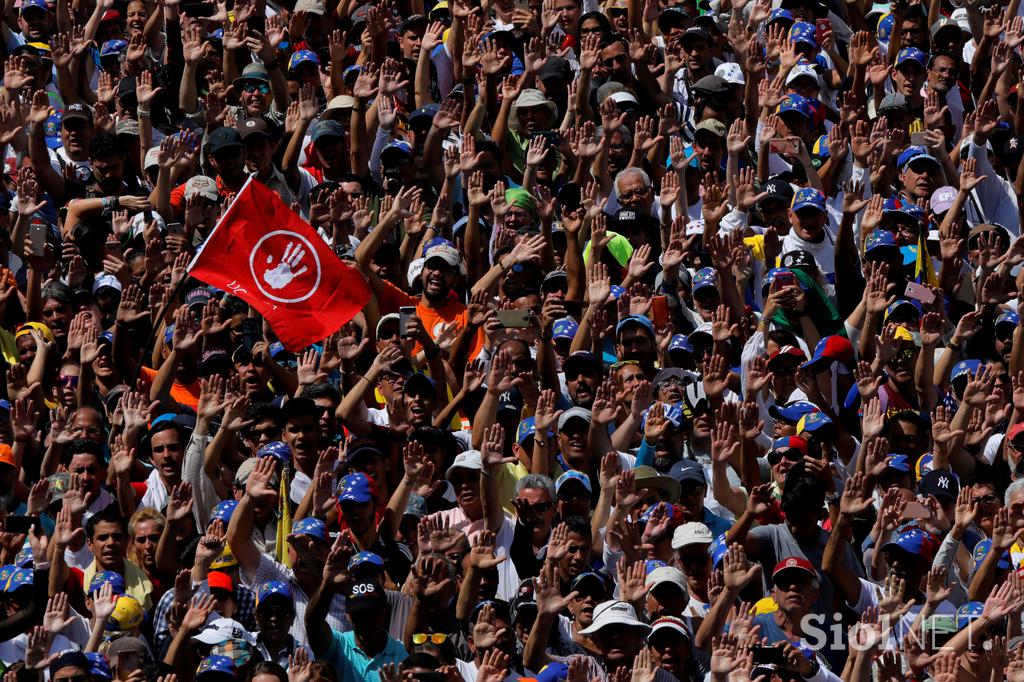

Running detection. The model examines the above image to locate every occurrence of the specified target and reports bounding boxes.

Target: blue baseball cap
[894,46,927,70]
[615,314,656,338]
[668,334,693,354]
[516,416,540,445]
[13,545,32,568]
[535,662,569,682]
[768,8,794,24]
[256,441,291,465]
[882,197,925,222]
[884,299,921,322]
[210,499,238,525]
[256,580,294,609]
[197,654,236,679]
[864,229,899,255]
[885,454,911,473]
[796,410,833,434]
[644,559,669,573]
[882,524,938,561]
[951,359,982,383]
[972,538,1011,572]
[692,267,719,294]
[791,187,826,212]
[609,284,627,300]
[100,39,127,57]
[955,601,984,631]
[777,93,811,119]
[555,469,593,494]
[0,565,14,587]
[43,111,60,149]
[288,517,328,543]
[789,21,817,47]
[348,551,386,571]
[89,571,126,596]
[287,49,320,70]
[640,501,678,524]
[552,317,579,341]
[768,400,820,423]
[5,567,31,592]
[338,472,376,504]
[997,310,1019,330]
[382,139,414,159]
[877,12,894,41]
[898,145,940,171]
[85,653,113,680]
[20,0,47,13]
[761,267,809,294]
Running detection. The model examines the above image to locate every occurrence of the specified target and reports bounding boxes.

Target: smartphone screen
[399,306,416,338]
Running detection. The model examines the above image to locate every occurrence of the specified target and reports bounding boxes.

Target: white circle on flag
[249,230,322,304]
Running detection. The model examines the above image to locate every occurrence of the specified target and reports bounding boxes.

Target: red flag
[188,177,370,351]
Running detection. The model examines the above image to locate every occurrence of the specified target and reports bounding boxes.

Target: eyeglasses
[244,426,280,440]
[58,374,79,387]
[531,501,555,512]
[412,633,449,645]
[242,83,270,94]
[930,66,957,75]
[619,187,651,202]
[135,534,161,544]
[657,377,686,389]
[767,449,803,465]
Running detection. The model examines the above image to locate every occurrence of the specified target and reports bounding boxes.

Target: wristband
[137,107,150,117]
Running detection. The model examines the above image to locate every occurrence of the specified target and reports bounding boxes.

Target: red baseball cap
[1008,422,1024,445]
[208,571,233,592]
[771,557,816,584]
[768,345,807,369]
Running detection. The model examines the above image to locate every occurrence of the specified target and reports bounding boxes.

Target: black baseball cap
[206,127,243,154]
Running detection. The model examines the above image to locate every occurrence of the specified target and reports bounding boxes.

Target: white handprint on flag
[263,241,308,289]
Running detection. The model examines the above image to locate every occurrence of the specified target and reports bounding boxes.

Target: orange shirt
[169,176,238,219]
[378,281,485,360]
[138,366,201,410]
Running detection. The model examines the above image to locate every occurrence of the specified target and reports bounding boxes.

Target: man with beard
[615,315,658,379]
[62,133,151,227]
[227,457,350,641]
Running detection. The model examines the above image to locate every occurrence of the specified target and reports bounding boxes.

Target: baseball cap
[796,410,833,435]
[256,440,291,465]
[193,617,257,645]
[207,571,232,592]
[645,566,689,599]
[898,145,940,171]
[210,546,238,570]
[106,596,144,633]
[20,0,48,14]
[789,21,817,47]
[649,616,693,642]
[89,571,127,596]
[768,345,807,369]
[715,62,745,86]
[777,93,811,119]
[311,120,345,143]
[348,551,386,573]
[956,601,985,631]
[801,335,854,372]
[771,557,816,584]
[972,538,1011,571]
[894,46,927,70]
[555,469,592,495]
[552,317,578,341]
[206,127,243,154]
[336,473,377,505]
[878,92,910,114]
[256,581,294,609]
[693,119,727,139]
[671,522,713,549]
[864,229,899,256]
[346,581,387,612]
[288,49,321,70]
[424,243,460,268]
[445,449,483,478]
[692,267,719,294]
[557,406,592,431]
[615,314,656,338]
[786,62,819,86]
[562,350,600,379]
[288,517,329,542]
[633,465,682,501]
[578,600,652,635]
[918,468,960,502]
[668,459,707,486]
[196,655,236,680]
[881,524,939,561]
[85,652,112,680]
[767,436,809,464]
[791,187,826,212]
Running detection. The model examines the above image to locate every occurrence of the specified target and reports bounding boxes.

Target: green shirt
[325,629,408,682]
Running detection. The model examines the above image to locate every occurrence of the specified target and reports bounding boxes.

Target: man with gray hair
[510,474,557,577]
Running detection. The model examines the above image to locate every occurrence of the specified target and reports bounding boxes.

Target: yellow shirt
[83,558,153,613]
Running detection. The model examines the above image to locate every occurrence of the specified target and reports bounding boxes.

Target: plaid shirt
[241,553,351,645]
[152,579,257,659]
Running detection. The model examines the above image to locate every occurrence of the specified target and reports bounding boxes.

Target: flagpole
[130,176,256,388]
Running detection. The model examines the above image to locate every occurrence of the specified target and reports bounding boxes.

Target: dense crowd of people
[3,0,1024,680]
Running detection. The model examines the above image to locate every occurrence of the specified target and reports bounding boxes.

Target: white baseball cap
[672,521,714,549]
[445,450,483,479]
[649,616,693,641]
[786,63,819,87]
[578,600,652,635]
[714,62,745,86]
[645,566,689,601]
[192,617,257,645]
[407,258,425,288]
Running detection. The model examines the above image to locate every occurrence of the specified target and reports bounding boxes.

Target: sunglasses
[242,83,270,94]
[768,449,803,465]
[412,633,449,645]
[58,374,79,387]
